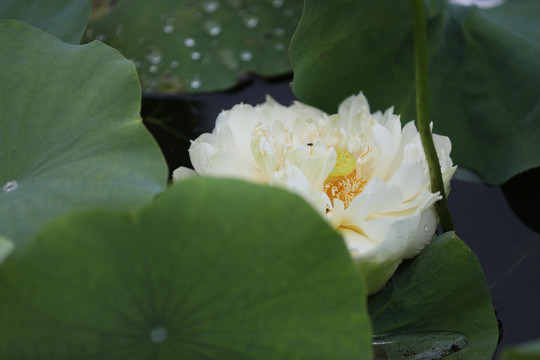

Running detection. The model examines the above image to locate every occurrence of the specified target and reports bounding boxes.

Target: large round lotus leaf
[0,20,168,249]
[290,0,540,185]
[0,0,90,44]
[83,0,302,94]
[369,232,499,359]
[0,177,372,359]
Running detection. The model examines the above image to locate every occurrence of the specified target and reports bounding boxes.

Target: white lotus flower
[174,93,456,294]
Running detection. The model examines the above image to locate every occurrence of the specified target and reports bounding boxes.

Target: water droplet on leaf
[203,20,222,36]
[244,15,259,29]
[145,46,163,65]
[150,327,168,344]
[274,27,285,36]
[274,42,285,52]
[239,50,253,61]
[217,48,239,70]
[203,0,220,13]
[163,25,174,34]
[114,25,124,38]
[191,51,201,60]
[190,78,202,89]
[2,180,18,193]
[184,37,196,47]
[272,0,284,8]
[282,8,295,17]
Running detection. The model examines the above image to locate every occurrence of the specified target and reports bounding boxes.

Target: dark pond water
[142,75,540,359]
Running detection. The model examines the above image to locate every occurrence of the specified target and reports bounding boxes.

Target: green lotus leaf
[369,232,499,360]
[83,0,302,94]
[290,0,540,185]
[0,0,90,44]
[0,20,168,249]
[500,339,540,360]
[0,237,14,265]
[0,177,372,359]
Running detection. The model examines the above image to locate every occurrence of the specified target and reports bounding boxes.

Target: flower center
[324,148,367,208]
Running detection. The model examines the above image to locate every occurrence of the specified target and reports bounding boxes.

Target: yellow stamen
[324,148,369,209]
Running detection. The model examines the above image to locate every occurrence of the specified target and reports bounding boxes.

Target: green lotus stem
[411,0,455,232]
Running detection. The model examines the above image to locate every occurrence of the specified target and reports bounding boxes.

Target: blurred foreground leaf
[0,20,168,248]
[0,177,372,359]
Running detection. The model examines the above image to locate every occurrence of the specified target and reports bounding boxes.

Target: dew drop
[239,50,253,62]
[203,20,222,36]
[282,8,295,17]
[274,42,285,52]
[114,25,124,38]
[2,180,18,193]
[217,48,239,71]
[184,37,196,47]
[150,327,168,344]
[424,224,429,231]
[96,33,107,41]
[163,25,174,34]
[149,65,158,73]
[244,15,259,29]
[190,78,202,89]
[272,0,284,8]
[145,46,163,65]
[274,27,285,36]
[170,60,179,68]
[85,29,94,38]
[191,51,201,60]
[203,0,220,13]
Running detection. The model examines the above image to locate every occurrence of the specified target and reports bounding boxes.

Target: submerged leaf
[0,20,168,247]
[0,177,372,359]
